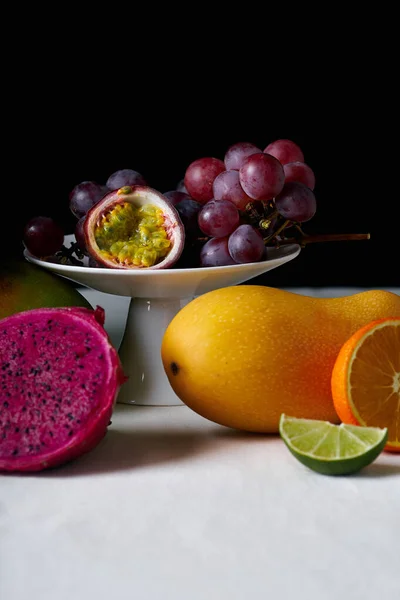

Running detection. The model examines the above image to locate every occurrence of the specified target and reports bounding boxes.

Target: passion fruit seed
[94,202,172,268]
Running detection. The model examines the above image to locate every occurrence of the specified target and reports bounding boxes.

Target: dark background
[5,33,399,289]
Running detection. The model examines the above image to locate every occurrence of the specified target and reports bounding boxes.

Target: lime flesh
[279,414,388,475]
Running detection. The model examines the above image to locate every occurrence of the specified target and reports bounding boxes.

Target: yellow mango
[161,286,400,432]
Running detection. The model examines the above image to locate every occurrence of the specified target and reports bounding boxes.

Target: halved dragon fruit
[84,185,185,269]
[0,306,126,472]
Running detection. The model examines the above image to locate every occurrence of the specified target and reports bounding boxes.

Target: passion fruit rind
[83,186,185,270]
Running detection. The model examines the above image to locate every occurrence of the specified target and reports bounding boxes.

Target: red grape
[228,224,265,264]
[283,161,316,190]
[74,216,88,254]
[184,157,225,203]
[23,216,64,258]
[200,236,236,267]
[163,190,192,206]
[224,142,262,171]
[274,182,317,222]
[69,181,108,219]
[263,139,304,165]
[106,169,146,190]
[213,169,253,211]
[239,153,285,201]
[198,199,240,238]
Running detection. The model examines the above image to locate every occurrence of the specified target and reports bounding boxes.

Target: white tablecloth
[2,287,399,600]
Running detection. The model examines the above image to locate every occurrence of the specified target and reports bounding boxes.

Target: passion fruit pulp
[83,186,185,270]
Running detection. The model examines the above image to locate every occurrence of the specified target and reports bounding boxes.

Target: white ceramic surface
[24,236,301,406]
[24,235,301,298]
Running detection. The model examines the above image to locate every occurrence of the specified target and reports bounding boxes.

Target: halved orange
[331,317,400,452]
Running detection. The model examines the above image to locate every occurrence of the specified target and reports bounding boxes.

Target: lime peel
[279,414,388,476]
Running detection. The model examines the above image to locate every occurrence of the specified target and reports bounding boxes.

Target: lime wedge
[279,414,388,475]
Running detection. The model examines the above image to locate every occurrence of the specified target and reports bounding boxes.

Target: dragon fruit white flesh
[0,305,127,472]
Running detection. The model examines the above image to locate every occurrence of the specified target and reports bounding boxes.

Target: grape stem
[279,232,371,248]
[262,219,291,245]
[55,242,84,266]
[244,202,371,249]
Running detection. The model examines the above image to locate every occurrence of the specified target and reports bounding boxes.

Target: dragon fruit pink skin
[0,305,127,472]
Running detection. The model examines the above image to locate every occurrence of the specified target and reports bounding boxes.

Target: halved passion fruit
[83,186,185,269]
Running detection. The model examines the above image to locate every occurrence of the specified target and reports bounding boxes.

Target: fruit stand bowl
[24,236,301,406]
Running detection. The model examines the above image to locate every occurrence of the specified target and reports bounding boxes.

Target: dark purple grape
[174,239,203,268]
[224,141,262,171]
[283,162,316,190]
[239,153,285,201]
[23,216,64,258]
[200,236,236,267]
[74,216,88,254]
[163,190,192,206]
[175,198,203,239]
[198,199,240,238]
[106,169,146,190]
[274,182,317,222]
[264,139,304,165]
[212,169,253,211]
[69,181,108,219]
[228,224,265,264]
[184,157,226,203]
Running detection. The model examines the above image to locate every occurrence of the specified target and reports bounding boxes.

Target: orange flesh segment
[348,320,400,448]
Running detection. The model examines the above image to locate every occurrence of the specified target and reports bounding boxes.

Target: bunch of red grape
[22,139,319,267]
[169,138,317,267]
